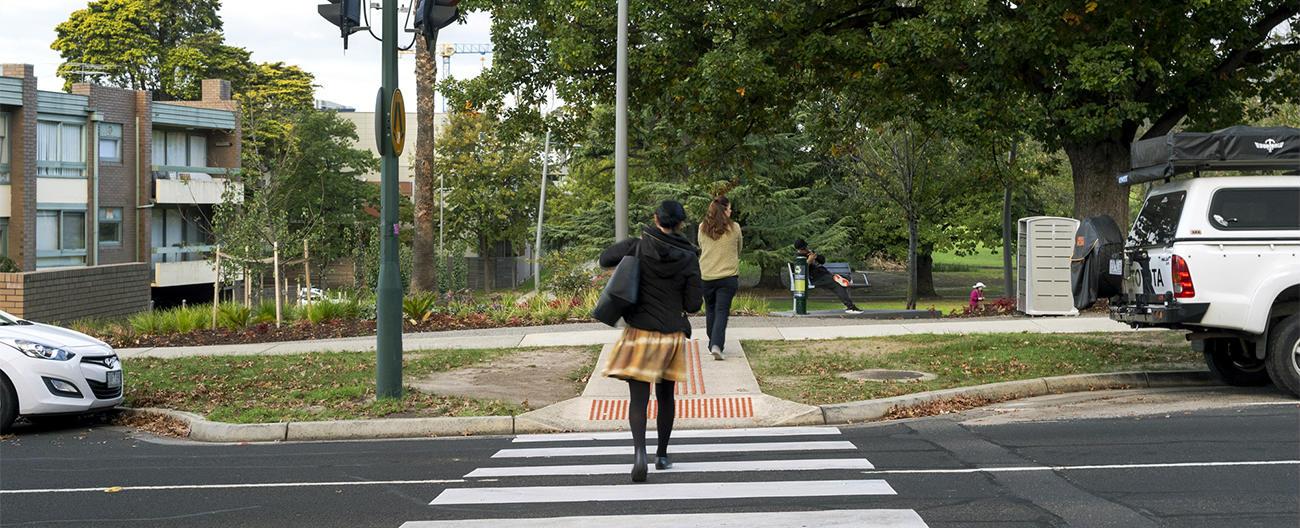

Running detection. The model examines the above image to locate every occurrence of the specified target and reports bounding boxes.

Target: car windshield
[1130,191,1186,247]
[0,311,19,325]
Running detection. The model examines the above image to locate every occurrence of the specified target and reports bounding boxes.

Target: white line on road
[862,460,1300,475]
[465,458,875,477]
[0,479,466,495]
[492,440,857,458]
[429,479,896,505]
[401,508,929,527]
[511,426,842,443]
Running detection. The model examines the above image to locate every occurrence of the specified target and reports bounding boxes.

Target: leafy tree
[436,112,541,292]
[52,0,252,100]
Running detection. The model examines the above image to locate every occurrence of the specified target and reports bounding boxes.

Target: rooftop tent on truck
[1119,126,1300,186]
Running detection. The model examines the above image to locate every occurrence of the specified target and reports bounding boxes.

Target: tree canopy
[52,0,253,100]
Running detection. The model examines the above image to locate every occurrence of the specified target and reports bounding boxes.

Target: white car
[0,310,123,433]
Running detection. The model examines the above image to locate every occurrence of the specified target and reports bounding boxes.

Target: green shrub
[129,310,166,335]
[403,292,438,323]
[731,294,770,316]
[252,300,295,324]
[160,306,209,334]
[543,250,599,296]
[216,303,253,330]
[304,299,358,324]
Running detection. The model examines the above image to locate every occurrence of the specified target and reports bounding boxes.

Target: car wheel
[1265,314,1300,397]
[1203,337,1271,387]
[0,373,17,435]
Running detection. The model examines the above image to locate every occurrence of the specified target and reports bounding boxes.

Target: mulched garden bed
[100,314,592,349]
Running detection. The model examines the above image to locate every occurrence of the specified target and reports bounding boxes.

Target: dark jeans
[702,276,739,352]
[811,271,858,310]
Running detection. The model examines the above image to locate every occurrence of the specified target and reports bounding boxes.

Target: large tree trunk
[411,34,439,292]
[757,261,784,290]
[1064,141,1132,227]
[916,250,937,298]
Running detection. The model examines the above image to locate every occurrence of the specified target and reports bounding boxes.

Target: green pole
[376,0,403,399]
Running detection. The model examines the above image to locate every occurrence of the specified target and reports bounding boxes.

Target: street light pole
[614,0,629,242]
[534,129,551,293]
[375,0,403,399]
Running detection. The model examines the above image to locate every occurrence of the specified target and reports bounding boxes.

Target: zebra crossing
[400,425,928,527]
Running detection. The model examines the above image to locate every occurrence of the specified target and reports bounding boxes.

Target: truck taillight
[1172,255,1195,298]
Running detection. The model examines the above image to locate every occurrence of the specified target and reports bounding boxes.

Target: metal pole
[534,129,551,293]
[375,0,403,399]
[614,0,629,241]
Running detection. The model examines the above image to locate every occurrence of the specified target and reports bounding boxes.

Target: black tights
[627,380,675,458]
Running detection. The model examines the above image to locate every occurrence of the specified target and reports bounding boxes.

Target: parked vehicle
[0,311,123,433]
[1074,126,1300,396]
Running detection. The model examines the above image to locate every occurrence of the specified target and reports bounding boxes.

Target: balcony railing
[151,245,216,287]
[152,168,243,205]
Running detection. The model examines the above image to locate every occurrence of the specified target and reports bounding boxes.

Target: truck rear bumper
[1110,300,1210,327]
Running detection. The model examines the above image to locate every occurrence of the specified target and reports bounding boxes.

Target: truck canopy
[1119,125,1300,186]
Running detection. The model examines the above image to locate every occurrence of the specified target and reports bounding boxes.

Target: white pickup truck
[1097,126,1300,396]
[1110,176,1300,394]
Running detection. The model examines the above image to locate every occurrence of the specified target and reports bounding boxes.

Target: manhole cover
[839,369,936,382]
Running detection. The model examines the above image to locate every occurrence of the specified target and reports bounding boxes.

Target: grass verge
[745,331,1198,406]
[123,346,598,424]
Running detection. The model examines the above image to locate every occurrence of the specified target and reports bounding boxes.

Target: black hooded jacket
[599,225,703,336]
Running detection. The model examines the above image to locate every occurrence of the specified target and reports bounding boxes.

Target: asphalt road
[1,387,1297,527]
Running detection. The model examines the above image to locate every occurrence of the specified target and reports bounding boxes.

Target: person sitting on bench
[795,239,863,314]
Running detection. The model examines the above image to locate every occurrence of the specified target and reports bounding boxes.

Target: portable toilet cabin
[1016,216,1080,316]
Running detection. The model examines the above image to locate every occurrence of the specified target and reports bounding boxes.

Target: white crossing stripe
[429,479,896,505]
[512,426,842,443]
[401,508,928,527]
[492,440,856,458]
[465,458,875,477]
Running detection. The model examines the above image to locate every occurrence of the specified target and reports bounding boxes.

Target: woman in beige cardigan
[697,196,741,360]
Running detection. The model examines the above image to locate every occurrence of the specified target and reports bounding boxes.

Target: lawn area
[123,346,600,423]
[932,245,1006,271]
[745,331,1198,406]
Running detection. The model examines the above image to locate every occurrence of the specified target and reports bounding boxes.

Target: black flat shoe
[655,456,672,470]
[631,449,648,482]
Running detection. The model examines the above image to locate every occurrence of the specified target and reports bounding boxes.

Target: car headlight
[2,339,75,361]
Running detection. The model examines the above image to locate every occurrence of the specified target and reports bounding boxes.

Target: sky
[0,0,494,110]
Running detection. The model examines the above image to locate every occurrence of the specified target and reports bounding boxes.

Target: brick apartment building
[0,64,241,322]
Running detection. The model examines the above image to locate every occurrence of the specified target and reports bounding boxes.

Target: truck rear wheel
[1203,337,1270,387]
[1265,315,1300,397]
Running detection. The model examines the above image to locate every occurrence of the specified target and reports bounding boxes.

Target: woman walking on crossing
[599,200,702,482]
[698,195,742,360]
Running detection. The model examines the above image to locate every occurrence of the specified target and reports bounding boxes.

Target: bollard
[791,253,808,315]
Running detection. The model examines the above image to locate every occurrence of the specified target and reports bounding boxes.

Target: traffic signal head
[414,0,459,52]
[318,0,363,49]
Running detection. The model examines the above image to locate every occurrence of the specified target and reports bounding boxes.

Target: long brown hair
[701,196,733,240]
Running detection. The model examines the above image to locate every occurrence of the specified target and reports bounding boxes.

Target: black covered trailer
[1119,125,1300,186]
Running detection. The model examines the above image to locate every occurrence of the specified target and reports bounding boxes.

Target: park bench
[782,262,870,289]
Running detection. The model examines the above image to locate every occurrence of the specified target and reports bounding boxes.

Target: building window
[0,112,10,184]
[36,208,87,267]
[99,207,123,245]
[0,218,8,258]
[152,130,209,168]
[99,123,123,164]
[36,120,85,178]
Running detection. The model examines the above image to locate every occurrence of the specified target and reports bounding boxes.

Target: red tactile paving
[587,396,755,421]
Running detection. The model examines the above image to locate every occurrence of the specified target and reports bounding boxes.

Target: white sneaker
[845,309,864,315]
[710,346,724,360]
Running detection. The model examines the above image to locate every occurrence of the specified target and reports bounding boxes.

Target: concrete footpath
[112,314,1220,443]
[118,315,1136,359]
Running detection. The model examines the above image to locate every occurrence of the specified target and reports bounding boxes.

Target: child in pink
[969,282,986,311]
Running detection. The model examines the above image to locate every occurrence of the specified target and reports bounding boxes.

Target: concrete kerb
[818,370,1216,425]
[119,370,1216,443]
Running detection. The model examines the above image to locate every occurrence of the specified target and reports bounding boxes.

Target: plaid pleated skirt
[602,326,688,384]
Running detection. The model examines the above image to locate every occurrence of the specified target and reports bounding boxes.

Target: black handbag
[592,248,640,327]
